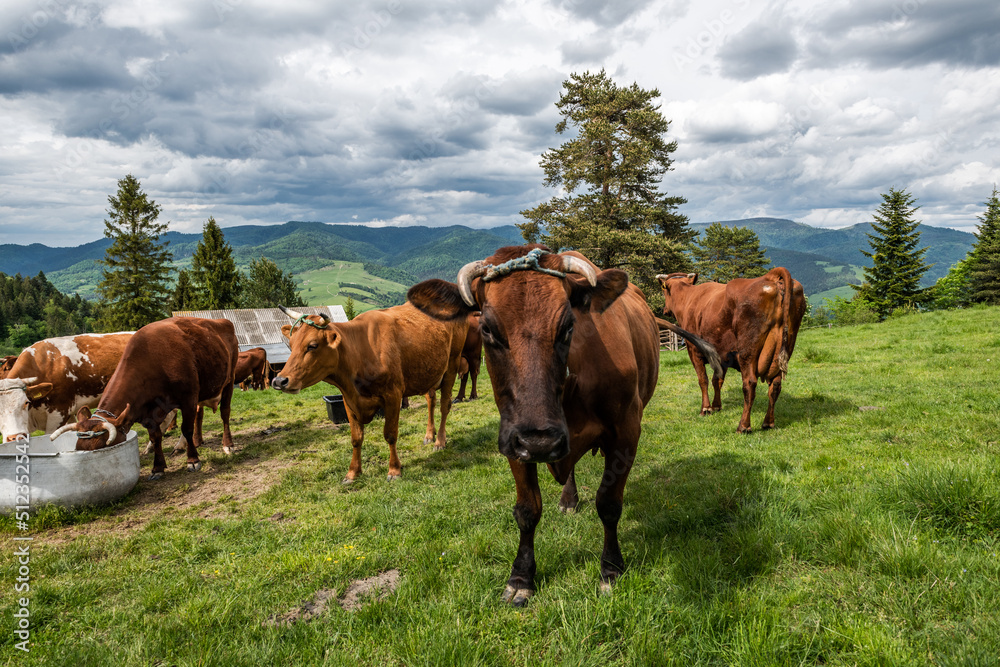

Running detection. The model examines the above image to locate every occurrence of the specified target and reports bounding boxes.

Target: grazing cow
[0,333,133,443]
[454,313,482,402]
[0,356,17,379]
[51,318,239,480]
[270,304,468,482]
[408,245,722,605]
[235,347,271,391]
[657,267,806,433]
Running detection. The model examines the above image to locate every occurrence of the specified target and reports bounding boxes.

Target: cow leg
[382,394,403,480]
[147,425,167,481]
[220,380,235,455]
[183,405,202,472]
[711,371,725,413]
[455,373,468,402]
[689,348,713,416]
[469,364,479,400]
[738,369,757,434]
[503,459,541,607]
[762,376,781,430]
[344,409,365,484]
[433,376,455,451]
[596,437,637,594]
[423,391,437,445]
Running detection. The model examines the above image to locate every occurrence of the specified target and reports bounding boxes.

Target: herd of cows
[0,244,804,604]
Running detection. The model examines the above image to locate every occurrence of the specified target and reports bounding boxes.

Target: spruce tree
[241,257,306,308]
[170,269,198,312]
[691,223,770,282]
[967,187,1000,305]
[519,69,694,303]
[96,174,173,331]
[852,188,930,318]
[191,217,241,309]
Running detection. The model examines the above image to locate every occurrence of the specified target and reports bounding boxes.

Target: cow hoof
[386,473,401,481]
[222,446,233,455]
[502,585,534,607]
[737,427,752,435]
[423,437,434,445]
[342,477,355,485]
[433,444,446,452]
[558,503,578,514]
[599,579,614,596]
[148,472,163,481]
[187,462,202,472]
[700,409,712,416]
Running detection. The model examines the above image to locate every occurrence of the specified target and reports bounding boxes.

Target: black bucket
[322,395,384,424]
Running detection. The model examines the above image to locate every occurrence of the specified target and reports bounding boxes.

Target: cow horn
[50,423,77,440]
[561,256,597,287]
[457,260,489,307]
[278,305,304,320]
[104,422,117,445]
[655,274,669,281]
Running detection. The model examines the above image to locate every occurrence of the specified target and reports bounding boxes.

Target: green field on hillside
[297,262,410,313]
[3,306,999,664]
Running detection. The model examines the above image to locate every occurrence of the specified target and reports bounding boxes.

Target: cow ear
[280,324,293,340]
[687,273,698,284]
[570,269,629,314]
[408,279,475,321]
[25,383,52,401]
[658,275,671,292]
[77,406,92,422]
[117,404,131,425]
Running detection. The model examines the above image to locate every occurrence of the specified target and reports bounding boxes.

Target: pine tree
[852,188,930,318]
[241,257,306,308]
[190,217,241,309]
[170,269,198,312]
[691,223,770,282]
[96,174,173,331]
[928,258,972,310]
[967,187,1000,305]
[344,296,357,320]
[519,69,694,304]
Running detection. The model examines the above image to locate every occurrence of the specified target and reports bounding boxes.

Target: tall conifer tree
[852,187,930,318]
[241,257,306,308]
[967,187,1000,305]
[170,269,198,312]
[691,223,770,282]
[96,174,173,330]
[191,217,241,309]
[519,69,693,302]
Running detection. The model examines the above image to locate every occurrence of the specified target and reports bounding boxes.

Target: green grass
[297,262,409,312]
[3,306,1000,665]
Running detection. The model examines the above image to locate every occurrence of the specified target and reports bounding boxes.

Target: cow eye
[307,342,319,351]
[480,322,505,348]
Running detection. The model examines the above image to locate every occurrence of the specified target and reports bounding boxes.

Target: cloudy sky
[1,0,998,246]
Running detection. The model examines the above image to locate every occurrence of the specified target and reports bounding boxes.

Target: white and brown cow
[0,332,133,442]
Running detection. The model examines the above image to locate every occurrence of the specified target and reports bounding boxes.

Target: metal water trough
[0,430,140,512]
[323,395,384,424]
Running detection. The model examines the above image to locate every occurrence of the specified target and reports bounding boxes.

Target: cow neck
[669,281,703,330]
[327,319,382,402]
[93,374,144,435]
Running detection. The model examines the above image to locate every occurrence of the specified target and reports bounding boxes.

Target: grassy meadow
[2,306,999,665]
[297,262,409,312]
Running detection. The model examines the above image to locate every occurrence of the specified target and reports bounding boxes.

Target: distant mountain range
[0,218,975,301]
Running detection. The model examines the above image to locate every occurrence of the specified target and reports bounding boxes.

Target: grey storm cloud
[717,20,798,80]
[806,0,1000,69]
[552,0,657,27]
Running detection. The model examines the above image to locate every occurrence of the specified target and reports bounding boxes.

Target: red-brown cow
[51,318,239,480]
[454,313,482,402]
[235,347,271,391]
[0,356,17,379]
[0,332,133,443]
[408,245,722,605]
[270,304,468,482]
[657,267,806,433]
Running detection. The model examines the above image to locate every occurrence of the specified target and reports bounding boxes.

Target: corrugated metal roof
[172,306,348,363]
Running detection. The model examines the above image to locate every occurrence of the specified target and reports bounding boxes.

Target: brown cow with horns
[51,317,239,479]
[656,267,806,433]
[408,245,722,605]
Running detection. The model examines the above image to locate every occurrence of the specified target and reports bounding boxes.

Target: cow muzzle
[500,423,570,463]
[5,433,29,443]
[270,375,298,393]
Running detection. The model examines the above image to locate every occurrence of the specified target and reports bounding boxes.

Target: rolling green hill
[3,218,974,302]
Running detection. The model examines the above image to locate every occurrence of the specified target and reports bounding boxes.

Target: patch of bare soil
[264,569,401,626]
[33,425,300,546]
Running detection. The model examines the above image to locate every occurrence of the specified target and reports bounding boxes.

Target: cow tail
[775,266,793,380]
[655,317,724,379]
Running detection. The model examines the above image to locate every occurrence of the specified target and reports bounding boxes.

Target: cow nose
[271,376,288,390]
[5,433,28,443]
[509,425,570,463]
